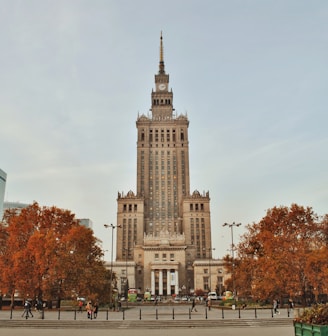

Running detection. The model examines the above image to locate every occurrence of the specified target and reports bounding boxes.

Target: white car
[208,292,218,300]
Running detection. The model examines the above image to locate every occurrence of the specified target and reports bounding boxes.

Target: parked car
[207,292,218,300]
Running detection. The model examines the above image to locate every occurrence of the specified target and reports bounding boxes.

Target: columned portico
[150,263,180,296]
[167,270,171,295]
[175,269,179,295]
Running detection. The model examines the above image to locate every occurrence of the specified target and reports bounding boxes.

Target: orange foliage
[0,202,106,305]
[235,204,328,304]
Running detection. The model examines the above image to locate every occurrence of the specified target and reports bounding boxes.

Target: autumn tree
[0,202,107,307]
[235,204,328,304]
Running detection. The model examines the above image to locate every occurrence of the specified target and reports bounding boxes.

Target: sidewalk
[0,326,295,336]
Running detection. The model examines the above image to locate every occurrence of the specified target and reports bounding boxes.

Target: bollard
[205,307,208,319]
[255,307,257,319]
[10,308,13,320]
[271,308,274,318]
[238,308,241,318]
[222,308,224,319]
[139,308,142,320]
[58,308,61,320]
[106,309,109,320]
[123,309,125,320]
[156,308,158,320]
[74,309,76,320]
[172,308,175,320]
[189,308,191,319]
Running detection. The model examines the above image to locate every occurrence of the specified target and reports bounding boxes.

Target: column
[151,270,155,295]
[175,270,179,295]
[167,269,171,295]
[159,270,163,295]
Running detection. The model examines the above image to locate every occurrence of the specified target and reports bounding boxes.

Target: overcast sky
[1,0,327,259]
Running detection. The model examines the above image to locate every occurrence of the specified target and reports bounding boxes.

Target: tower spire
[159,31,165,74]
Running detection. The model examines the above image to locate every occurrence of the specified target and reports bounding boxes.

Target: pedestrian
[93,302,99,319]
[288,298,294,313]
[273,299,280,315]
[86,301,93,319]
[22,299,33,318]
[207,297,211,311]
[191,298,197,312]
[35,298,43,312]
[78,300,83,313]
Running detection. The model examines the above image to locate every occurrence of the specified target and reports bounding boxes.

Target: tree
[235,204,327,304]
[0,202,107,307]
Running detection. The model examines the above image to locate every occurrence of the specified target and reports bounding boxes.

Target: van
[208,292,218,300]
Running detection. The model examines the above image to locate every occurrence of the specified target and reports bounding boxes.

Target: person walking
[273,299,280,315]
[86,301,93,319]
[22,300,33,318]
[288,298,294,314]
[78,300,84,313]
[191,298,197,312]
[93,302,99,319]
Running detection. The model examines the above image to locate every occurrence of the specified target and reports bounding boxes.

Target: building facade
[115,34,216,296]
[0,169,7,220]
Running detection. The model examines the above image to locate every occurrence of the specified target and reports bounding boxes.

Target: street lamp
[209,248,215,292]
[104,223,121,309]
[222,222,241,300]
[123,248,130,307]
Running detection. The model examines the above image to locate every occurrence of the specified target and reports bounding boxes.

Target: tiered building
[114,34,221,297]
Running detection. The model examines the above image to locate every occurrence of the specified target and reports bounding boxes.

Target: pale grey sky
[1,0,327,259]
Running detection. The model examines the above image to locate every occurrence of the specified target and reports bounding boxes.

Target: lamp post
[222,222,241,301]
[208,248,215,292]
[104,223,121,309]
[123,248,129,307]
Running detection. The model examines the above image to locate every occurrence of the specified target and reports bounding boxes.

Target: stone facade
[112,34,225,297]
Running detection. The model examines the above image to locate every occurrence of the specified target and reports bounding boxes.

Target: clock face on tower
[158,83,166,91]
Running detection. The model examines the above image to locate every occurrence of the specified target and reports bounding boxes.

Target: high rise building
[115,34,214,296]
[0,169,7,220]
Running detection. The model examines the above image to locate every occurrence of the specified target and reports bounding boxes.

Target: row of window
[153,98,171,105]
[154,253,175,261]
[190,203,205,211]
[123,204,138,212]
[140,128,186,142]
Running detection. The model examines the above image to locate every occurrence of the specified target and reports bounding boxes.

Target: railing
[0,306,296,321]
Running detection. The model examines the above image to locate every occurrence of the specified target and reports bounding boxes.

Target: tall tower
[116,34,213,296]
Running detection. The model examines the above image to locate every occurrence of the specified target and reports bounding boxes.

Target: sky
[1,0,328,260]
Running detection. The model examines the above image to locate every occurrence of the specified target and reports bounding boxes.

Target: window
[180,130,184,141]
[162,253,167,261]
[203,277,209,291]
[170,253,174,261]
